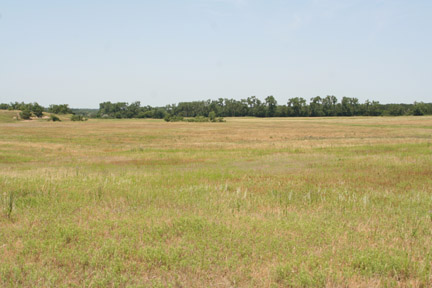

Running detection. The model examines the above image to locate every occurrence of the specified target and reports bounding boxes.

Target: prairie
[1,113,432,287]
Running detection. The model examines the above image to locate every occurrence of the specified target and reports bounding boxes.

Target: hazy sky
[1,0,431,108]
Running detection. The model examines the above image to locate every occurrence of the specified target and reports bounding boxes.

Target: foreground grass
[0,115,431,287]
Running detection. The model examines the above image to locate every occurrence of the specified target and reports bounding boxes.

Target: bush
[164,114,225,123]
[71,115,88,121]
[49,114,61,122]
[185,116,209,122]
[164,115,184,122]
[20,109,32,120]
[209,111,216,122]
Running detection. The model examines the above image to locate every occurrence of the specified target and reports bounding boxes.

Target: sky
[0,0,431,108]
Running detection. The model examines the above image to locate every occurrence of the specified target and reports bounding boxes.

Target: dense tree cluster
[1,97,431,119]
[94,97,432,119]
[48,104,73,114]
[97,101,166,119]
[0,102,73,118]
[1,102,45,118]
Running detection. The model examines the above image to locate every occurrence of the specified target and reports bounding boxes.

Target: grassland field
[0,110,432,287]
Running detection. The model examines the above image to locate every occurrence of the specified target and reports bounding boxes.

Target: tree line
[96,96,432,119]
[1,97,431,119]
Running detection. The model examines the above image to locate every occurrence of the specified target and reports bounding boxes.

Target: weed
[2,191,14,219]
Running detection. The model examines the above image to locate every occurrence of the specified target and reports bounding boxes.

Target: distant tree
[265,95,277,117]
[152,108,166,119]
[275,105,288,117]
[411,102,427,116]
[89,97,431,120]
[126,101,141,118]
[340,97,359,116]
[322,95,338,116]
[363,100,382,116]
[247,96,265,117]
[309,96,324,117]
[30,103,44,117]
[387,104,405,116]
[9,102,23,110]
[287,97,308,117]
[48,104,73,114]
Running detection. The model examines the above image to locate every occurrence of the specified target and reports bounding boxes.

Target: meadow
[0,112,431,287]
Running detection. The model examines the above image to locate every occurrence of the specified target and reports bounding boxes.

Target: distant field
[1,112,431,287]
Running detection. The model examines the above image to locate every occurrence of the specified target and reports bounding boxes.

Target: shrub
[185,116,209,122]
[2,191,14,219]
[164,114,225,123]
[49,114,61,122]
[20,109,32,120]
[164,115,184,122]
[209,111,216,122]
[71,115,88,121]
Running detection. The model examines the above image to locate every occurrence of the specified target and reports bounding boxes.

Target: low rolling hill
[0,110,20,123]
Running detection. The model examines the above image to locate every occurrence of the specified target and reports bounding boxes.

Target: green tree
[265,95,278,117]
[48,104,73,114]
[309,96,324,117]
[387,104,404,116]
[30,102,44,117]
[412,102,427,116]
[322,95,338,116]
[363,100,382,116]
[340,97,359,116]
[287,97,308,117]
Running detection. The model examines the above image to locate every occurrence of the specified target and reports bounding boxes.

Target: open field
[1,113,432,287]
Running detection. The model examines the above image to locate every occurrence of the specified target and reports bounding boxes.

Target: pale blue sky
[0,0,431,108]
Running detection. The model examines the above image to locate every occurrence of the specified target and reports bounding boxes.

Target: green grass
[0,110,19,123]
[0,116,432,287]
